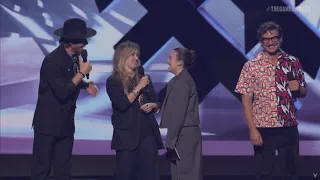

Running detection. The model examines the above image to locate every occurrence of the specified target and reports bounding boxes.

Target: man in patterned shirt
[235,21,307,180]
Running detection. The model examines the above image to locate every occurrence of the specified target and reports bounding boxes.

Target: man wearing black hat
[30,18,98,180]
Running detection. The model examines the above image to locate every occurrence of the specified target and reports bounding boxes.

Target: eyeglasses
[261,36,280,44]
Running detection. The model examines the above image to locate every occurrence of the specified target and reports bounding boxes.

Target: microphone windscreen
[137,66,145,76]
[287,72,294,81]
[81,49,88,62]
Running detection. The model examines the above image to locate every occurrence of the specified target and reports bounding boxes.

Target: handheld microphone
[81,49,89,79]
[287,72,294,81]
[287,72,298,98]
[137,65,145,77]
[137,66,149,92]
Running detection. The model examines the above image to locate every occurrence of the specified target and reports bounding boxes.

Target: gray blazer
[159,69,200,149]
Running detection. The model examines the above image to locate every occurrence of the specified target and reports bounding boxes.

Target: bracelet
[78,72,85,78]
[132,90,138,97]
[132,88,140,96]
[84,82,89,88]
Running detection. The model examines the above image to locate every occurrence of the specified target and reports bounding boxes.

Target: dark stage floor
[0,176,317,180]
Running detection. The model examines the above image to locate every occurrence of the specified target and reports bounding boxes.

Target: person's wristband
[132,90,138,96]
[133,88,140,96]
[84,82,89,89]
[78,71,85,78]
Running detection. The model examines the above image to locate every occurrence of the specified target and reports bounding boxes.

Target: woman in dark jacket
[106,40,164,180]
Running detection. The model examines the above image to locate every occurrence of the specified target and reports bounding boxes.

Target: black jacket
[32,45,87,137]
[106,73,164,151]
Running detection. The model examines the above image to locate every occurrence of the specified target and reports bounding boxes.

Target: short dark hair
[174,47,196,69]
[257,21,283,40]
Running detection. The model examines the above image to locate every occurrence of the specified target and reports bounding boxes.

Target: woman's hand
[135,76,149,92]
[140,103,158,113]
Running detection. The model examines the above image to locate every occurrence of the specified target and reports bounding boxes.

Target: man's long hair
[111,41,140,94]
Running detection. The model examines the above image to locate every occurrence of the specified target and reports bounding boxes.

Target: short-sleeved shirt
[235,51,307,128]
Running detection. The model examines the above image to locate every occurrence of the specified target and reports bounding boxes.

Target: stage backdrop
[1,0,319,156]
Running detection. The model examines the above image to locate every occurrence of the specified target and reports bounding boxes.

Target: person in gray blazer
[159,47,203,180]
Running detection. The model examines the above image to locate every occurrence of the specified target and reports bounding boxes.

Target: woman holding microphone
[106,41,164,180]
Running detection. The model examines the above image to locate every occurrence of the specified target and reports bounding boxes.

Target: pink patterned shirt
[235,51,307,128]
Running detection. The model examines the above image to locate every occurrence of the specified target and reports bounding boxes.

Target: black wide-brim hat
[54,18,96,39]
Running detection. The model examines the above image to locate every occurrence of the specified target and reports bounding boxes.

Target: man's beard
[73,48,81,56]
[263,46,280,56]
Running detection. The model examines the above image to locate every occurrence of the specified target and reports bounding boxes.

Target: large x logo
[113,0,320,102]
[114,0,248,102]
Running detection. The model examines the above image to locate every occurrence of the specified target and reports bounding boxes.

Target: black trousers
[30,131,74,180]
[254,126,299,180]
[114,134,159,180]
